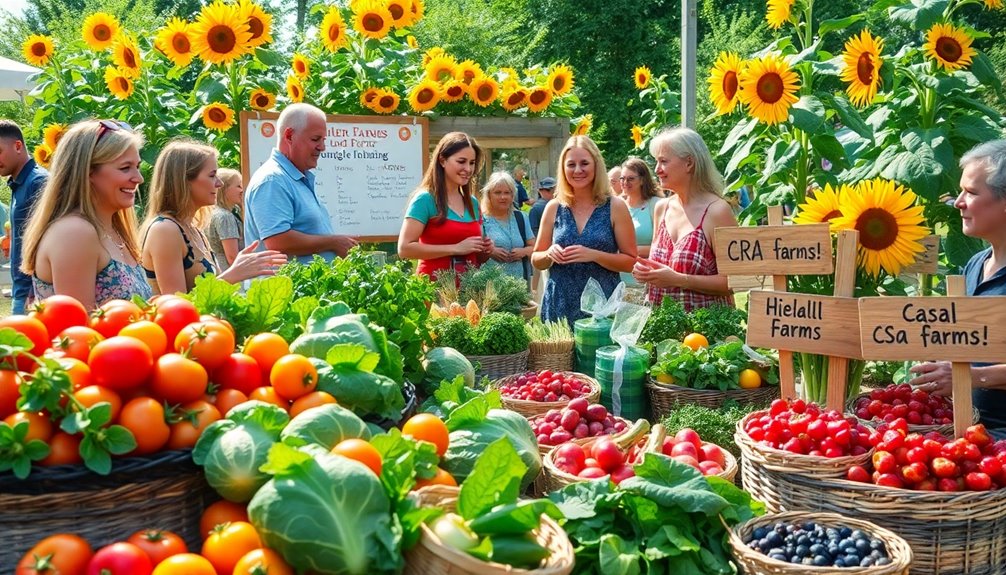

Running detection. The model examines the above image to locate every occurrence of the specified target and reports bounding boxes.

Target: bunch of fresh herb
[651,340,779,391]
[661,402,761,458]
[431,317,473,353]
[639,297,691,346]
[185,275,315,342]
[689,304,747,343]
[458,266,531,315]
[525,318,573,353]
[468,313,530,355]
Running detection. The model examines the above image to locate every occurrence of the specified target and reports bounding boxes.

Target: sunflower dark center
[723,71,738,100]
[208,107,227,122]
[379,95,394,108]
[756,72,784,104]
[254,94,269,107]
[552,76,566,91]
[208,25,237,53]
[530,91,547,105]
[856,207,899,250]
[172,33,191,53]
[117,77,129,92]
[31,43,47,57]
[476,85,492,101]
[936,37,962,62]
[364,91,378,103]
[94,25,111,41]
[857,53,875,84]
[637,72,647,85]
[507,93,522,105]
[296,60,306,73]
[823,209,842,222]
[328,24,342,42]
[389,4,404,19]
[463,70,476,83]
[363,14,384,32]
[123,48,137,69]
[248,17,264,40]
[448,86,464,98]
[417,88,434,104]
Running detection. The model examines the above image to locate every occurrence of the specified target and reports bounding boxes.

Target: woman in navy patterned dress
[532,136,637,323]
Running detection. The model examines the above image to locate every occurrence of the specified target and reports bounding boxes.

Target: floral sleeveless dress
[542,199,620,323]
[33,259,153,306]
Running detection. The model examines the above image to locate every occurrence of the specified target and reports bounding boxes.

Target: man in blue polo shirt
[245,103,357,264]
[0,120,47,314]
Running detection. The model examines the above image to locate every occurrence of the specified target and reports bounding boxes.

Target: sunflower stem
[794,128,811,205]
[921,272,933,296]
[228,61,241,117]
[49,57,75,121]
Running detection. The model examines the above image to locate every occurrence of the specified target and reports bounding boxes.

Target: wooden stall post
[825,229,859,412]
[768,207,796,400]
[947,276,974,439]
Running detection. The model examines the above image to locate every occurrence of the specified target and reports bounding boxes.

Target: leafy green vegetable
[419,375,494,419]
[280,404,372,450]
[468,312,530,355]
[639,297,691,346]
[651,340,778,391]
[185,274,309,342]
[689,304,747,343]
[313,356,406,422]
[421,347,476,393]
[457,438,525,520]
[456,265,532,314]
[442,408,541,490]
[293,304,405,384]
[661,403,760,458]
[430,318,472,353]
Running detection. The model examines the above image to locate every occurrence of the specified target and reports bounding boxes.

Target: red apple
[674,428,702,450]
[671,441,698,460]
[699,443,726,468]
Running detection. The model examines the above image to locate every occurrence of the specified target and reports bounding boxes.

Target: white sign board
[241,112,429,240]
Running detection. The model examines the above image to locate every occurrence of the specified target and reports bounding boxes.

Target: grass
[0,295,10,318]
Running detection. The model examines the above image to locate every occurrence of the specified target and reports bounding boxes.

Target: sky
[7,0,27,18]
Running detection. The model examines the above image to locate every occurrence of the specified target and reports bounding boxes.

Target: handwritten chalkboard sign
[747,291,863,359]
[240,111,429,241]
[715,223,833,276]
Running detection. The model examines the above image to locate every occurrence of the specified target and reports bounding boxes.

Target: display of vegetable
[689,304,747,343]
[431,312,530,356]
[548,454,764,574]
[421,347,476,393]
[639,297,691,346]
[436,265,532,316]
[280,404,372,450]
[662,403,761,458]
[185,273,315,342]
[651,340,778,391]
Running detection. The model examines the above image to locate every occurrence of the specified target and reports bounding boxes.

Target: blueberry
[861,557,875,567]
[870,539,885,551]
[797,535,810,547]
[795,544,809,558]
[851,529,866,540]
[769,552,787,562]
[835,558,846,567]
[766,532,783,547]
[855,539,870,553]
[839,527,852,539]
[809,543,826,556]
[753,526,768,540]
[813,555,829,566]
[877,557,892,566]
[845,554,861,566]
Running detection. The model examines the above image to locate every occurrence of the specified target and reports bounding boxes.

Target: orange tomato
[119,397,170,455]
[59,357,93,391]
[199,500,249,539]
[414,467,458,489]
[232,548,293,575]
[39,432,83,466]
[15,533,93,575]
[52,325,104,363]
[213,388,249,417]
[201,521,262,575]
[243,333,289,377]
[174,321,235,370]
[167,400,221,449]
[289,391,338,417]
[151,553,216,575]
[126,529,188,567]
[331,438,382,476]
[402,413,450,457]
[74,385,123,423]
[150,353,208,404]
[0,315,50,371]
[738,368,762,389]
[0,369,22,419]
[682,333,709,351]
[4,411,53,443]
[248,386,289,410]
[119,320,169,359]
[269,354,318,401]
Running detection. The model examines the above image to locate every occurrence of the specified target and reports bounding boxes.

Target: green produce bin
[595,344,649,420]
[574,317,613,378]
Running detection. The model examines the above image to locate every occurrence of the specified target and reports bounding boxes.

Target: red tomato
[89,300,143,338]
[213,353,263,395]
[0,369,22,419]
[0,315,50,371]
[30,295,89,337]
[150,353,208,404]
[151,297,200,344]
[16,533,93,575]
[174,321,235,370]
[126,530,187,567]
[243,333,289,378]
[248,386,289,410]
[4,411,53,443]
[86,542,152,575]
[52,326,104,363]
[212,388,249,417]
[88,336,154,390]
[199,500,249,539]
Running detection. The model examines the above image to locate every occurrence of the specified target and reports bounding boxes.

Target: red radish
[673,455,700,469]
[560,410,580,431]
[699,443,726,468]
[555,443,586,469]
[661,437,677,456]
[609,465,635,485]
[578,467,608,479]
[698,461,724,476]
[671,442,698,459]
[568,397,589,414]
[592,439,625,472]
[674,428,701,449]
[585,404,608,423]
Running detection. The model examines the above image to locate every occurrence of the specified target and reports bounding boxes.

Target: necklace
[102,227,129,261]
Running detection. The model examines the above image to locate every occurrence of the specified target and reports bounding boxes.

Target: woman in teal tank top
[620,157,664,286]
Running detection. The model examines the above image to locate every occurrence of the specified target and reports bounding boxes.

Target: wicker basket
[845,393,981,437]
[402,485,574,575]
[466,349,530,381]
[492,372,601,418]
[1,450,214,572]
[728,511,913,575]
[527,342,574,373]
[647,376,780,420]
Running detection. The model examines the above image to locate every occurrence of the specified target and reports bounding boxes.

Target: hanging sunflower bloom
[425,54,457,83]
[33,144,53,169]
[360,87,382,108]
[22,35,54,67]
[441,80,467,103]
[408,0,426,25]
[286,75,304,103]
[737,53,800,126]
[292,54,310,79]
[155,18,196,68]
[42,124,67,150]
[238,0,273,48]
[385,0,411,27]
[104,66,134,99]
[500,88,528,111]
[831,178,928,277]
[547,64,574,96]
[840,30,884,107]
[406,35,418,49]
[319,7,349,52]
[469,76,500,108]
[249,89,276,111]
[707,52,743,115]
[353,0,393,40]
[409,79,442,112]
[923,22,976,72]
[573,115,592,136]
[526,86,552,113]
[631,125,645,149]
[82,12,120,51]
[792,183,850,226]
[454,60,482,87]
[422,47,446,67]
[633,66,651,90]
[190,1,253,66]
[765,0,794,30]
[373,89,400,114]
[112,33,142,79]
[203,102,236,132]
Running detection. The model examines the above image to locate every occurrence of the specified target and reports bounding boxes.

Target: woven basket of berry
[846,384,980,436]
[728,511,912,574]
[526,399,631,456]
[491,371,601,418]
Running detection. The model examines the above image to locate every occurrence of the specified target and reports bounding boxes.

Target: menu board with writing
[241,112,429,240]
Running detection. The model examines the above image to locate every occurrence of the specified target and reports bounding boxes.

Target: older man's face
[285,114,327,173]
[955,161,1006,240]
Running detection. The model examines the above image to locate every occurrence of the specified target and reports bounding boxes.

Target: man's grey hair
[277,103,326,142]
[960,139,1006,200]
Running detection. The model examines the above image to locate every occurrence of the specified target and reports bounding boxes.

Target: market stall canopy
[0,55,41,102]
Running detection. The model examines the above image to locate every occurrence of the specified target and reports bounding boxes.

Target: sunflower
[103,66,134,99]
[406,35,418,49]
[454,60,482,87]
[155,18,196,67]
[422,46,445,67]
[441,80,467,103]
[191,1,252,65]
[841,30,884,107]
[766,0,794,30]
[526,86,553,113]
[547,64,574,96]
[737,53,800,125]
[203,102,235,132]
[286,74,304,103]
[249,88,276,111]
[112,33,142,78]
[238,0,273,48]
[360,86,382,108]
[82,12,120,51]
[984,0,1003,8]
[573,114,592,136]
[425,54,457,83]
[353,0,393,40]
[633,66,652,90]
[793,183,848,226]
[469,76,499,108]
[500,87,527,111]
[320,7,349,52]
[385,0,411,27]
[409,0,426,25]
[42,123,67,150]
[831,178,928,277]
[631,125,645,149]
[33,144,53,169]
[374,89,400,114]
[292,53,310,79]
[924,22,976,72]
[22,35,54,67]
[707,52,743,115]
[408,79,441,112]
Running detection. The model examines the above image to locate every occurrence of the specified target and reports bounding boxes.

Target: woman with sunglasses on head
[20,120,152,310]
[141,140,286,296]
[204,167,245,270]
[619,157,663,287]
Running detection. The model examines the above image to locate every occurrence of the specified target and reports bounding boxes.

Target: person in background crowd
[245,103,357,264]
[608,165,623,198]
[529,176,556,236]
[512,165,532,208]
[398,132,493,279]
[205,167,245,270]
[910,140,1006,436]
[532,136,636,323]
[633,126,736,311]
[0,120,48,314]
[619,157,663,287]
[141,140,286,295]
[20,120,151,309]
[481,172,535,285]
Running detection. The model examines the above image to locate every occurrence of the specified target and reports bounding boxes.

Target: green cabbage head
[442,408,542,490]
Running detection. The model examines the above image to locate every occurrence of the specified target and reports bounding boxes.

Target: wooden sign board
[859,297,1006,362]
[747,291,863,359]
[901,235,940,275]
[715,224,833,276]
[728,275,772,292]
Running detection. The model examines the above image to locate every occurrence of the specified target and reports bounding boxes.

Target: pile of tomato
[851,384,955,426]
[742,399,873,458]
[0,294,329,467]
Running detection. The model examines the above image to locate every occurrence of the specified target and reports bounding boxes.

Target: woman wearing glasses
[619,157,662,287]
[141,140,286,295]
[20,120,153,310]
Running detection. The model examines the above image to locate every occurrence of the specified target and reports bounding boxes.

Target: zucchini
[488,533,550,569]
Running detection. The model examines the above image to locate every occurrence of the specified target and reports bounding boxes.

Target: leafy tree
[413,0,543,67]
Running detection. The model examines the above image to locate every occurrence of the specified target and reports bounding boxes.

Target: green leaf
[60,411,88,435]
[86,403,112,428]
[761,140,802,185]
[291,296,320,325]
[260,442,315,476]
[970,53,1004,98]
[949,115,1003,145]
[255,47,286,67]
[826,94,873,139]
[187,275,240,313]
[457,438,525,520]
[719,117,759,155]
[789,96,826,134]
[888,0,948,30]
[946,225,986,271]
[619,454,731,515]
[707,476,766,523]
[0,327,33,353]
[468,500,563,536]
[326,343,381,372]
[371,428,439,501]
[818,14,866,37]
[810,133,848,171]
[80,436,112,475]
[24,439,51,461]
[103,425,137,455]
[645,525,700,559]
[195,77,228,103]
[444,394,492,431]
[12,455,31,479]
[598,534,642,575]
[246,276,294,330]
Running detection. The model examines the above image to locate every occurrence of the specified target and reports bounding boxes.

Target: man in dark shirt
[512,165,532,208]
[0,121,48,314]
[528,176,555,236]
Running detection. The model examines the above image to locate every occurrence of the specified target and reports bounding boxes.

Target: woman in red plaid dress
[632,127,736,312]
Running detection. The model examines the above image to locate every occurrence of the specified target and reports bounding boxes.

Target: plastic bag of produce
[595,302,652,419]
[573,279,623,376]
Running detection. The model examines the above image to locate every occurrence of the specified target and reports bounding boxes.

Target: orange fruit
[682,333,709,351]
[739,368,762,389]
[414,467,457,489]
[331,438,383,476]
[401,413,450,457]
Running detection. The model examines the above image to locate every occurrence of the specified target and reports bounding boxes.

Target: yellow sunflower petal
[985,0,1004,9]
[360,86,382,108]
[634,66,652,90]
[111,32,142,78]
[385,0,411,27]
[249,88,276,111]
[103,66,134,99]
[203,102,236,132]
[425,53,457,83]
[707,52,743,115]
[42,124,68,150]
[353,0,393,40]
[408,78,442,112]
[292,53,310,79]
[766,0,794,30]
[22,34,54,67]
[469,76,500,108]
[409,0,425,25]
[238,0,273,48]
[373,89,400,114]
[841,30,884,107]
[526,85,552,113]
[793,183,848,227]
[737,53,800,125]
[422,46,445,67]
[320,7,349,52]
[33,144,53,169]
[924,22,976,72]
[190,1,253,65]
[547,64,574,96]
[82,12,120,51]
[155,18,196,67]
[286,74,304,103]
[454,60,482,87]
[573,114,592,136]
[631,125,645,149]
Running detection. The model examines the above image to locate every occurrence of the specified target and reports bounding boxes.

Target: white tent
[0,55,40,102]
